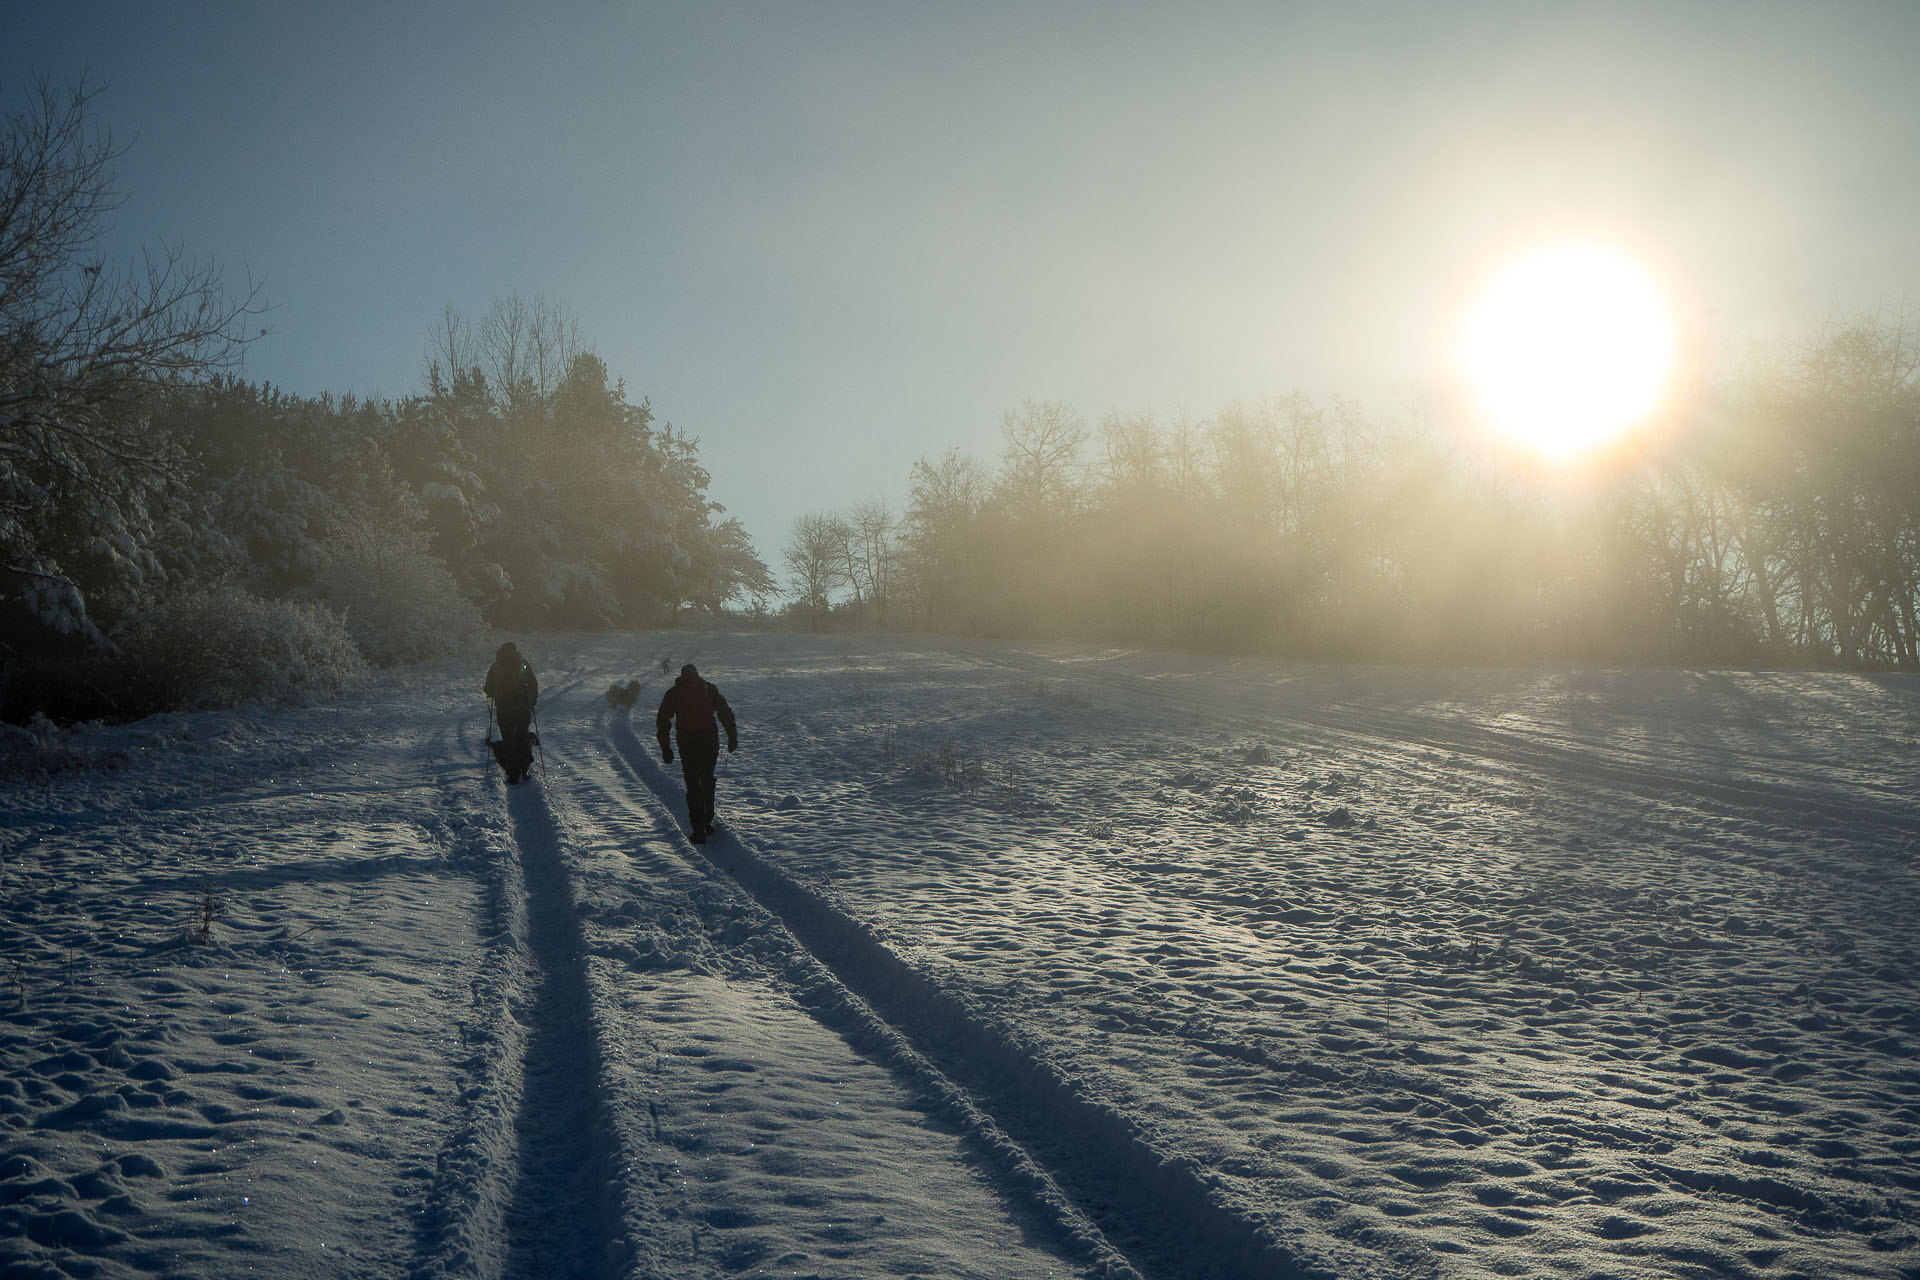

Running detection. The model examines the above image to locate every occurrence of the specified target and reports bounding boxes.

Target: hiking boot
[690,826,707,844]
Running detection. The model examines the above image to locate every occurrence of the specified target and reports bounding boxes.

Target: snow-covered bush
[313,496,483,665]
[113,581,366,711]
[0,712,131,777]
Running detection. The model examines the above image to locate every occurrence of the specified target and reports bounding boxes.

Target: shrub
[314,497,484,665]
[113,581,367,712]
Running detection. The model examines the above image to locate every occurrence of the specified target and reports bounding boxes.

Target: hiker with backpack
[485,641,540,784]
[656,663,738,842]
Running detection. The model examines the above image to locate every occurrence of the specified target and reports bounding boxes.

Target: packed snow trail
[596,709,1354,1280]
[498,785,629,1278]
[532,670,1101,1278]
[4,630,1918,1280]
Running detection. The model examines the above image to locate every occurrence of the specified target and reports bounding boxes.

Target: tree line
[1,79,771,722]
[787,320,1920,670]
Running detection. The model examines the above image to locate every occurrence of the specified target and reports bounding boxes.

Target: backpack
[488,658,537,710]
[674,678,716,733]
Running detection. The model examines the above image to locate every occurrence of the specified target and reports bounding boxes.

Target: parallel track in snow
[575,705,1351,1280]
[547,712,1146,1280]
[497,785,631,1280]
[474,665,638,1280]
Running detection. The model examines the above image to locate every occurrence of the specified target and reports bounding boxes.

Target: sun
[1461,243,1675,459]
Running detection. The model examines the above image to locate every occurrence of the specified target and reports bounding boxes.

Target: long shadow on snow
[497,781,631,1280]
[605,715,1348,1280]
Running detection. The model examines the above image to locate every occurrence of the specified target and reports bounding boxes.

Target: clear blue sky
[10,3,1918,567]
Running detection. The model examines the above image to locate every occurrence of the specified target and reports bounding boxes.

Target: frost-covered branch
[0,74,264,644]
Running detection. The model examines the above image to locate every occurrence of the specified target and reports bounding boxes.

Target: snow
[4,632,1918,1279]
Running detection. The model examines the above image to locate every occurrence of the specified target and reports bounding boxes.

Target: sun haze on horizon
[1461,242,1678,461]
[9,5,1914,555]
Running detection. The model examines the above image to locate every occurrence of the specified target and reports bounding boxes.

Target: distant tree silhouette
[1733,314,1920,665]
[784,512,846,630]
[804,314,1918,670]
[420,302,771,628]
[843,497,899,626]
[902,448,989,632]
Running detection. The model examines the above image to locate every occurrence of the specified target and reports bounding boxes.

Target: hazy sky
[10,3,1918,563]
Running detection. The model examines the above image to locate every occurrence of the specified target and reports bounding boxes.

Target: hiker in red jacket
[655,664,738,843]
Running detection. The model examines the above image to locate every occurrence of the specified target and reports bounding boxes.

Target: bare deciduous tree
[784,511,847,629]
[844,496,897,624]
[0,75,264,642]
[423,292,584,411]
[903,448,987,629]
[996,399,1086,514]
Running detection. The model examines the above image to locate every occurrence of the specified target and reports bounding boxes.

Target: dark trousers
[497,707,534,780]
[677,729,720,830]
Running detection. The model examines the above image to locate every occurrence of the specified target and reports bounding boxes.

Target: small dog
[606,679,641,709]
[659,656,671,676]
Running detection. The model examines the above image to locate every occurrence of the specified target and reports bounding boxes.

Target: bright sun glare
[1462,243,1675,459]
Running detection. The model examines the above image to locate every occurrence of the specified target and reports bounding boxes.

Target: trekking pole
[486,700,495,753]
[534,705,546,773]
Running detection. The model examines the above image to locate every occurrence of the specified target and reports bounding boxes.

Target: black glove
[662,747,673,764]
[727,740,737,754]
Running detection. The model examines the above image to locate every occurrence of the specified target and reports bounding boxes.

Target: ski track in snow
[3,632,1917,1279]
[498,781,627,1279]
[553,695,1104,1279]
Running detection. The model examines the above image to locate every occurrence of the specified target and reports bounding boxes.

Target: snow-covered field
[4,631,1917,1280]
